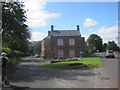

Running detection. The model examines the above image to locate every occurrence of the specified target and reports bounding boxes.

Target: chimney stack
[77,25,80,31]
[51,25,54,31]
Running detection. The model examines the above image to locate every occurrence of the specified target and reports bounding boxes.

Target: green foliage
[28,42,34,55]
[42,57,103,70]
[2,47,22,58]
[34,41,41,54]
[87,34,103,52]
[90,52,99,57]
[28,41,41,55]
[102,43,107,51]
[2,1,30,54]
[107,41,119,51]
[1,1,31,72]
[2,47,12,54]
[2,47,26,72]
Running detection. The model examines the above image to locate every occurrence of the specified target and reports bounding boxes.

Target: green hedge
[2,47,25,72]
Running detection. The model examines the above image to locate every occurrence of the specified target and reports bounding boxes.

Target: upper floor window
[69,39,75,45]
[57,39,63,46]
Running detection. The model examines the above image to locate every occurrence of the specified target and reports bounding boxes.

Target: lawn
[42,56,103,70]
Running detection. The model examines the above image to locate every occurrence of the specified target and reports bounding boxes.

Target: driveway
[7,53,118,88]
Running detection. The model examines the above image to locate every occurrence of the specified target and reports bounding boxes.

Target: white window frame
[58,50,64,58]
[69,49,75,58]
[69,39,75,46]
[57,39,63,46]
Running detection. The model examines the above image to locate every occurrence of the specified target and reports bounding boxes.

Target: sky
[22,0,118,44]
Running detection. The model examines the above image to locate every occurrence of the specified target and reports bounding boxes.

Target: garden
[42,54,103,70]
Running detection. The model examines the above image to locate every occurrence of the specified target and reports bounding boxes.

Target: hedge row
[2,47,25,72]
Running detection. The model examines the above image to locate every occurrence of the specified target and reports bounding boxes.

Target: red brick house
[41,25,88,59]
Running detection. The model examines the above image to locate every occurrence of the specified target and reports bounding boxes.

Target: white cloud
[23,0,61,27]
[96,26,118,43]
[82,25,118,44]
[90,25,118,44]
[84,18,97,27]
[88,28,93,31]
[30,32,47,41]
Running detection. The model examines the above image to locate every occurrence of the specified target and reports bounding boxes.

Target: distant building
[41,25,88,59]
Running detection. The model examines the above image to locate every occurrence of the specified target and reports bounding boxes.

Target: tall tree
[34,41,41,54]
[28,41,35,56]
[107,41,119,51]
[29,41,41,55]
[102,43,107,51]
[2,1,30,54]
[87,34,103,52]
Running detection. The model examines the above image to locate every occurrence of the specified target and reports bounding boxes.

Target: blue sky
[23,0,118,44]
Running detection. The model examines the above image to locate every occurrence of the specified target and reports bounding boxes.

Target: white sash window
[57,39,63,46]
[69,39,75,45]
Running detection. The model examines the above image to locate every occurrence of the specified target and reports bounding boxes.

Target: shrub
[2,47,25,72]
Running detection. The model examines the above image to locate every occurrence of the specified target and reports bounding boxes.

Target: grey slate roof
[49,30,81,36]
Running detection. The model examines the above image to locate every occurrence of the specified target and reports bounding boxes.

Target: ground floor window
[69,49,75,58]
[58,50,64,58]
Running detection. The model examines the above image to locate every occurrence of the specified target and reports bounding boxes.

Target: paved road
[7,53,118,88]
[98,52,118,88]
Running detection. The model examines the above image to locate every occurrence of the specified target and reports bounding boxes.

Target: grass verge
[42,56,103,70]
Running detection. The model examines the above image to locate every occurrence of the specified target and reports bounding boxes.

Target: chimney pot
[51,25,54,31]
[77,25,80,31]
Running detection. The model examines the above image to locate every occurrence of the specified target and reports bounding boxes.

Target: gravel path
[7,54,118,88]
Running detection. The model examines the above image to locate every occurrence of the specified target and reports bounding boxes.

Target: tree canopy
[87,34,103,52]
[28,41,41,56]
[2,1,30,54]
[107,41,119,51]
[102,43,107,51]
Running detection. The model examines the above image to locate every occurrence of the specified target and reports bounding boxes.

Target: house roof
[49,30,81,36]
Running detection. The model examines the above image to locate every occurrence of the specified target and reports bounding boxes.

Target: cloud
[88,29,93,31]
[82,25,118,44]
[30,32,47,41]
[23,0,61,27]
[96,25,118,43]
[84,18,97,27]
[89,25,118,44]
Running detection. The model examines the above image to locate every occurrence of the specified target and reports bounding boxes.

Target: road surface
[7,53,118,88]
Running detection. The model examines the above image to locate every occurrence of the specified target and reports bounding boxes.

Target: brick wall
[41,36,88,59]
[51,36,86,59]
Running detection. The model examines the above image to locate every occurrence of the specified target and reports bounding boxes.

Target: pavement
[6,53,118,88]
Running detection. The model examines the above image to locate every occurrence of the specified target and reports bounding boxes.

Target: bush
[2,47,24,58]
[2,47,25,72]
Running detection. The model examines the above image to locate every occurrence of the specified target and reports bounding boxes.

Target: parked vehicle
[105,50,115,58]
[34,54,40,58]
